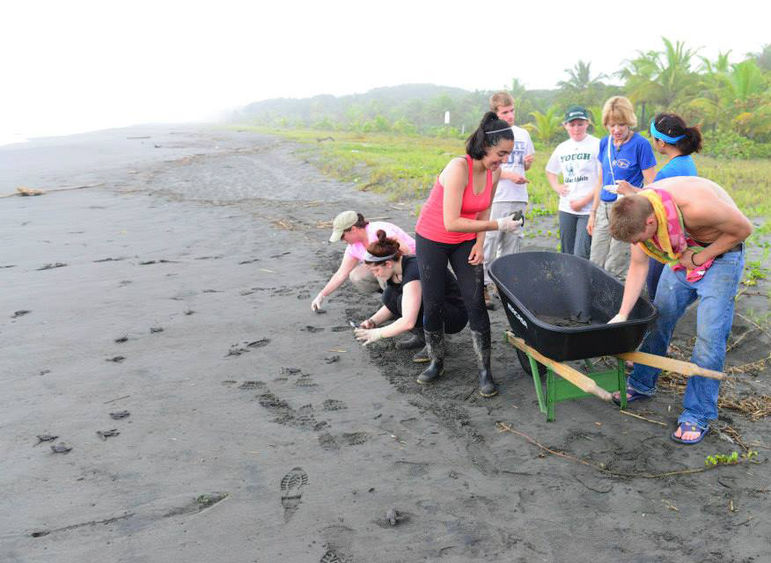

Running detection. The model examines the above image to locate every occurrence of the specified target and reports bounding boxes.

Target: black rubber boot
[471,329,497,397]
[395,328,425,350]
[483,285,495,311]
[416,330,445,384]
[412,345,429,363]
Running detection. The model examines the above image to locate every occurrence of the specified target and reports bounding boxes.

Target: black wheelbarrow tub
[489,251,657,362]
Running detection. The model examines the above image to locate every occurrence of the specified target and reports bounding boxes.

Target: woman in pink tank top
[414,111,521,398]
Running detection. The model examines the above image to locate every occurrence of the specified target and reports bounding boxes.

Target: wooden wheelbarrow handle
[616,351,725,380]
[508,335,613,402]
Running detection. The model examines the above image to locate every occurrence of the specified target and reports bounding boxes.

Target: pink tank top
[415,155,494,244]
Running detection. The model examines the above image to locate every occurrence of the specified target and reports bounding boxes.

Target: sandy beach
[1,125,769,562]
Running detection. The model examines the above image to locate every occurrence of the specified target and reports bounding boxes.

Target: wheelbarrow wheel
[516,349,546,377]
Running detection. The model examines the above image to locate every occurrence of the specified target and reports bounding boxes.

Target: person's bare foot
[671,422,709,444]
[611,386,651,405]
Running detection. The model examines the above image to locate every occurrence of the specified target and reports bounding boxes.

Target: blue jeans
[558,211,591,259]
[627,248,745,429]
[646,258,665,301]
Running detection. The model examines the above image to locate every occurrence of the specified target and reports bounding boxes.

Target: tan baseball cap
[329,210,358,242]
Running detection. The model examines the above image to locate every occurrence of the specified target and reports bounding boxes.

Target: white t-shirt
[493,125,535,203]
[545,135,601,215]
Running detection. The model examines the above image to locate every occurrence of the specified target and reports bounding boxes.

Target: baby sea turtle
[50,443,72,454]
[35,434,59,446]
[97,429,120,440]
[109,410,130,420]
[386,508,398,526]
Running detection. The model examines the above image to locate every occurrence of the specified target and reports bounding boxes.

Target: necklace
[613,133,629,150]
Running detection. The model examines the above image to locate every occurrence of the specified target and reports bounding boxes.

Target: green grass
[691,154,771,222]
[233,126,770,231]
[242,127,460,203]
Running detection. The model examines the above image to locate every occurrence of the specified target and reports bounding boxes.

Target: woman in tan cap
[311,210,415,312]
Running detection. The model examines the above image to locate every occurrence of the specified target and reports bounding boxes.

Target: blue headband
[650,120,685,144]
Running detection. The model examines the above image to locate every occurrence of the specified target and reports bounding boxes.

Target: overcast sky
[2,0,768,143]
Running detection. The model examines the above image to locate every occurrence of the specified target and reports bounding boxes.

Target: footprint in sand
[280,467,309,522]
[225,338,271,357]
[322,399,347,411]
[237,380,265,390]
[37,263,67,271]
[318,431,369,450]
[320,551,343,563]
[295,375,318,388]
[341,432,369,446]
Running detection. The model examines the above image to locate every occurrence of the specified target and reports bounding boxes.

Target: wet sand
[1,126,769,562]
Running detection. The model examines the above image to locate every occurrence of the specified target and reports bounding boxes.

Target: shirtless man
[608,176,753,444]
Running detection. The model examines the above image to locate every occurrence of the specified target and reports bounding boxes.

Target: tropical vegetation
[235,39,771,159]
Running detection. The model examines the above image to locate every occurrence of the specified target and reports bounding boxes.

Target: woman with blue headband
[645,113,703,299]
[614,113,703,298]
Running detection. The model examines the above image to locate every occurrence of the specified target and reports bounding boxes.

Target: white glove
[354,327,383,346]
[607,313,628,324]
[311,293,325,312]
[497,211,524,233]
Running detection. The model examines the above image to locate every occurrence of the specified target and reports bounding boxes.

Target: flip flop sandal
[612,385,652,406]
[670,422,709,445]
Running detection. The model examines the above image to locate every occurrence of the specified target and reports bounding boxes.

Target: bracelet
[369,318,377,327]
[690,251,701,267]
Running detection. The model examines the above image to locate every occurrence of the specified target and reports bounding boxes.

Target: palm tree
[688,56,770,138]
[557,61,607,108]
[687,51,734,131]
[699,51,732,75]
[727,60,767,101]
[725,60,771,139]
[558,60,605,91]
[618,37,700,120]
[750,44,771,71]
[509,78,527,100]
[616,49,659,125]
[525,107,563,144]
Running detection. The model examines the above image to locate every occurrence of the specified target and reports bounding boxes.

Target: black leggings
[382,282,467,335]
[415,233,489,332]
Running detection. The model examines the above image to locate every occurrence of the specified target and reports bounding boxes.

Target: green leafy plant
[705,450,758,467]
[743,250,769,286]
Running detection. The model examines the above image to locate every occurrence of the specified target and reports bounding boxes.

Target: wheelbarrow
[489,252,725,421]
